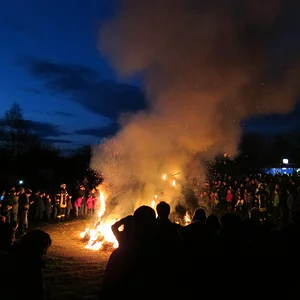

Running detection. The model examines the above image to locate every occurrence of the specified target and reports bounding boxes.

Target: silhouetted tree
[0,102,39,156]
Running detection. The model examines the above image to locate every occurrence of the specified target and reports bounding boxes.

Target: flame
[184,212,191,225]
[80,190,118,250]
[81,172,181,250]
[151,200,156,209]
[98,191,106,219]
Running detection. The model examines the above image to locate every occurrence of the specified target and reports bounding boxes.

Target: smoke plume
[91,0,300,215]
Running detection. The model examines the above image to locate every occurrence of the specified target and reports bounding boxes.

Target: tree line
[0,102,91,189]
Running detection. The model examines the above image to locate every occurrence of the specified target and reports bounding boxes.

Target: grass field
[42,220,111,300]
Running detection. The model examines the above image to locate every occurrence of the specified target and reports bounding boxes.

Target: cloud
[26,120,66,137]
[22,58,146,119]
[41,138,72,144]
[49,111,75,117]
[74,122,120,138]
[28,59,100,81]
[21,87,43,95]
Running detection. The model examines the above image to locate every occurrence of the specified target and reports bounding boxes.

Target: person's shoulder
[172,221,182,229]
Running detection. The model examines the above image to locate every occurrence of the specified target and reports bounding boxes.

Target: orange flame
[81,172,181,250]
[80,189,118,250]
[184,212,191,225]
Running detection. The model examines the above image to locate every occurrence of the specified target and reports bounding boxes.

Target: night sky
[1,0,299,149]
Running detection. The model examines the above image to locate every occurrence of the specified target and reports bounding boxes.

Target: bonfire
[80,172,191,250]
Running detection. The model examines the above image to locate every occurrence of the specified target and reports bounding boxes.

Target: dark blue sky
[0,0,299,149]
[0,0,145,148]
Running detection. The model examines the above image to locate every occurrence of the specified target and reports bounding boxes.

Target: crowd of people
[1,172,300,299]
[101,172,300,298]
[0,182,99,238]
[103,200,300,299]
[194,173,300,217]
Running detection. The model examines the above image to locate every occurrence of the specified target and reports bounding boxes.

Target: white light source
[282,159,289,164]
[19,180,24,185]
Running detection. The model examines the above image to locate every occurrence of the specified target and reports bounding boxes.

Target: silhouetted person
[219,213,244,256]
[286,210,300,257]
[0,216,15,253]
[206,213,220,236]
[101,205,178,298]
[242,207,266,253]
[205,213,221,255]
[179,208,207,248]
[111,215,134,249]
[18,188,32,235]
[133,205,157,244]
[155,201,181,247]
[1,229,51,300]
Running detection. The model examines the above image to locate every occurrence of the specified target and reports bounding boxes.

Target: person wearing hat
[55,184,69,221]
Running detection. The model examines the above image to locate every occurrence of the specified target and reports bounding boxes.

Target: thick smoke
[91,0,300,215]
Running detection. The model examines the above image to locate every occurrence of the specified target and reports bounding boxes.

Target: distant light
[283,159,289,164]
[19,180,24,185]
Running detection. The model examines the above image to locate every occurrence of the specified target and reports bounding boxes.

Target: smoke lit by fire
[90,1,300,218]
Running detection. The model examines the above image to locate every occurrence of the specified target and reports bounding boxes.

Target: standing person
[66,195,73,220]
[36,192,46,222]
[55,184,69,221]
[73,195,82,218]
[234,189,244,212]
[45,194,53,222]
[256,184,269,220]
[79,185,86,217]
[29,190,39,222]
[18,188,32,235]
[1,190,13,223]
[272,189,280,219]
[74,185,85,218]
[86,195,94,215]
[226,189,234,211]
[52,192,59,221]
[4,188,18,223]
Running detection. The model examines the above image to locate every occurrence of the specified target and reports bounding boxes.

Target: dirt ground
[42,220,112,300]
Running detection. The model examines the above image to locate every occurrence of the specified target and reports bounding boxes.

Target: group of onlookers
[102,200,300,299]
[194,173,300,218]
[0,182,99,237]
